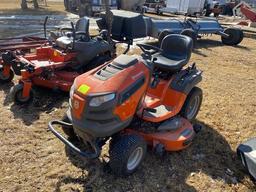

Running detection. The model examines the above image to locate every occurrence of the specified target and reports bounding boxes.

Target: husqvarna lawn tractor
[49,34,203,175]
[0,17,115,104]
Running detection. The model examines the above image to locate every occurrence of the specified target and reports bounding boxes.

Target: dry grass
[0,36,255,192]
[0,1,256,191]
[0,0,65,15]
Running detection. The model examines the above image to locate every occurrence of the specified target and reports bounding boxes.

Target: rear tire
[221,28,244,46]
[109,134,147,176]
[61,114,77,140]
[181,29,197,48]
[10,83,34,105]
[180,87,203,121]
[0,68,14,83]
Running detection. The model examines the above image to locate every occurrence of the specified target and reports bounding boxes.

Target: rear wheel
[181,29,197,48]
[109,134,147,176]
[0,67,14,83]
[180,87,203,121]
[221,28,244,46]
[10,84,34,104]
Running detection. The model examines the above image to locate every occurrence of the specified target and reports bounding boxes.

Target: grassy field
[0,1,256,192]
[0,0,66,15]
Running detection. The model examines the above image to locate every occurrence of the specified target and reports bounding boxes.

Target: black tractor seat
[153,34,193,73]
[55,17,90,49]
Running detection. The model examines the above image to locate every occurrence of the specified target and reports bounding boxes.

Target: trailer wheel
[221,28,244,46]
[0,68,14,83]
[10,83,34,104]
[180,87,203,121]
[61,114,77,140]
[181,29,197,48]
[109,134,147,176]
[158,30,174,45]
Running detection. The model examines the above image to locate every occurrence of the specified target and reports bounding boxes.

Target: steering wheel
[137,43,162,56]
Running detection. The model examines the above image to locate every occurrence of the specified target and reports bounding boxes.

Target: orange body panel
[72,94,86,119]
[74,61,151,121]
[126,118,195,151]
[140,78,187,123]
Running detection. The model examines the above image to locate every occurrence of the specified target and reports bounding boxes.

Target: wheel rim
[127,147,143,171]
[186,95,200,120]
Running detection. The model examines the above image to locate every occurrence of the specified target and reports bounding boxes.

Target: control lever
[151,74,160,88]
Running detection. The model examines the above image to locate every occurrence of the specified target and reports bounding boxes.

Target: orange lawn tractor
[0,17,115,104]
[49,34,203,175]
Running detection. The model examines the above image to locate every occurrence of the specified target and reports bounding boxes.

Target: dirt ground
[0,1,256,192]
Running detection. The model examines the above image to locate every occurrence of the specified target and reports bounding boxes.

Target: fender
[170,67,202,95]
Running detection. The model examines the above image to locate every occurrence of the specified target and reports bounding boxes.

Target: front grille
[94,63,122,80]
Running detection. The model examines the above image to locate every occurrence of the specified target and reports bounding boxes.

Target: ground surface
[0,1,256,192]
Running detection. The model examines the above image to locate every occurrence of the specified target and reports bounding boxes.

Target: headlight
[89,93,115,107]
[70,79,77,99]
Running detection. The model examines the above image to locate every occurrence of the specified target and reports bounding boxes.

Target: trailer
[143,0,166,14]
[64,0,146,17]
[98,10,244,46]
[160,0,206,15]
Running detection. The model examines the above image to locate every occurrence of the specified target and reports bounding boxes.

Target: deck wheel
[10,83,34,104]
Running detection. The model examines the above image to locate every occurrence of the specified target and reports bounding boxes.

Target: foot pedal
[144,108,157,113]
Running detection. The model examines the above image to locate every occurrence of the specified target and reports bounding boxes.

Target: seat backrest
[160,34,193,61]
[75,17,90,33]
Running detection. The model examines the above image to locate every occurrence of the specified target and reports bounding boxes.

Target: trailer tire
[181,29,197,48]
[221,28,244,46]
[109,134,147,176]
[180,87,203,121]
[0,68,14,83]
[158,30,174,45]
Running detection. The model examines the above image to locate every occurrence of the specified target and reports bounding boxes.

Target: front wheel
[180,87,203,121]
[0,67,14,83]
[109,134,147,176]
[10,84,34,104]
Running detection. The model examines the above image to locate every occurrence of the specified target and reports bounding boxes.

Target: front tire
[10,84,34,104]
[0,67,14,83]
[109,134,147,176]
[180,87,203,121]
